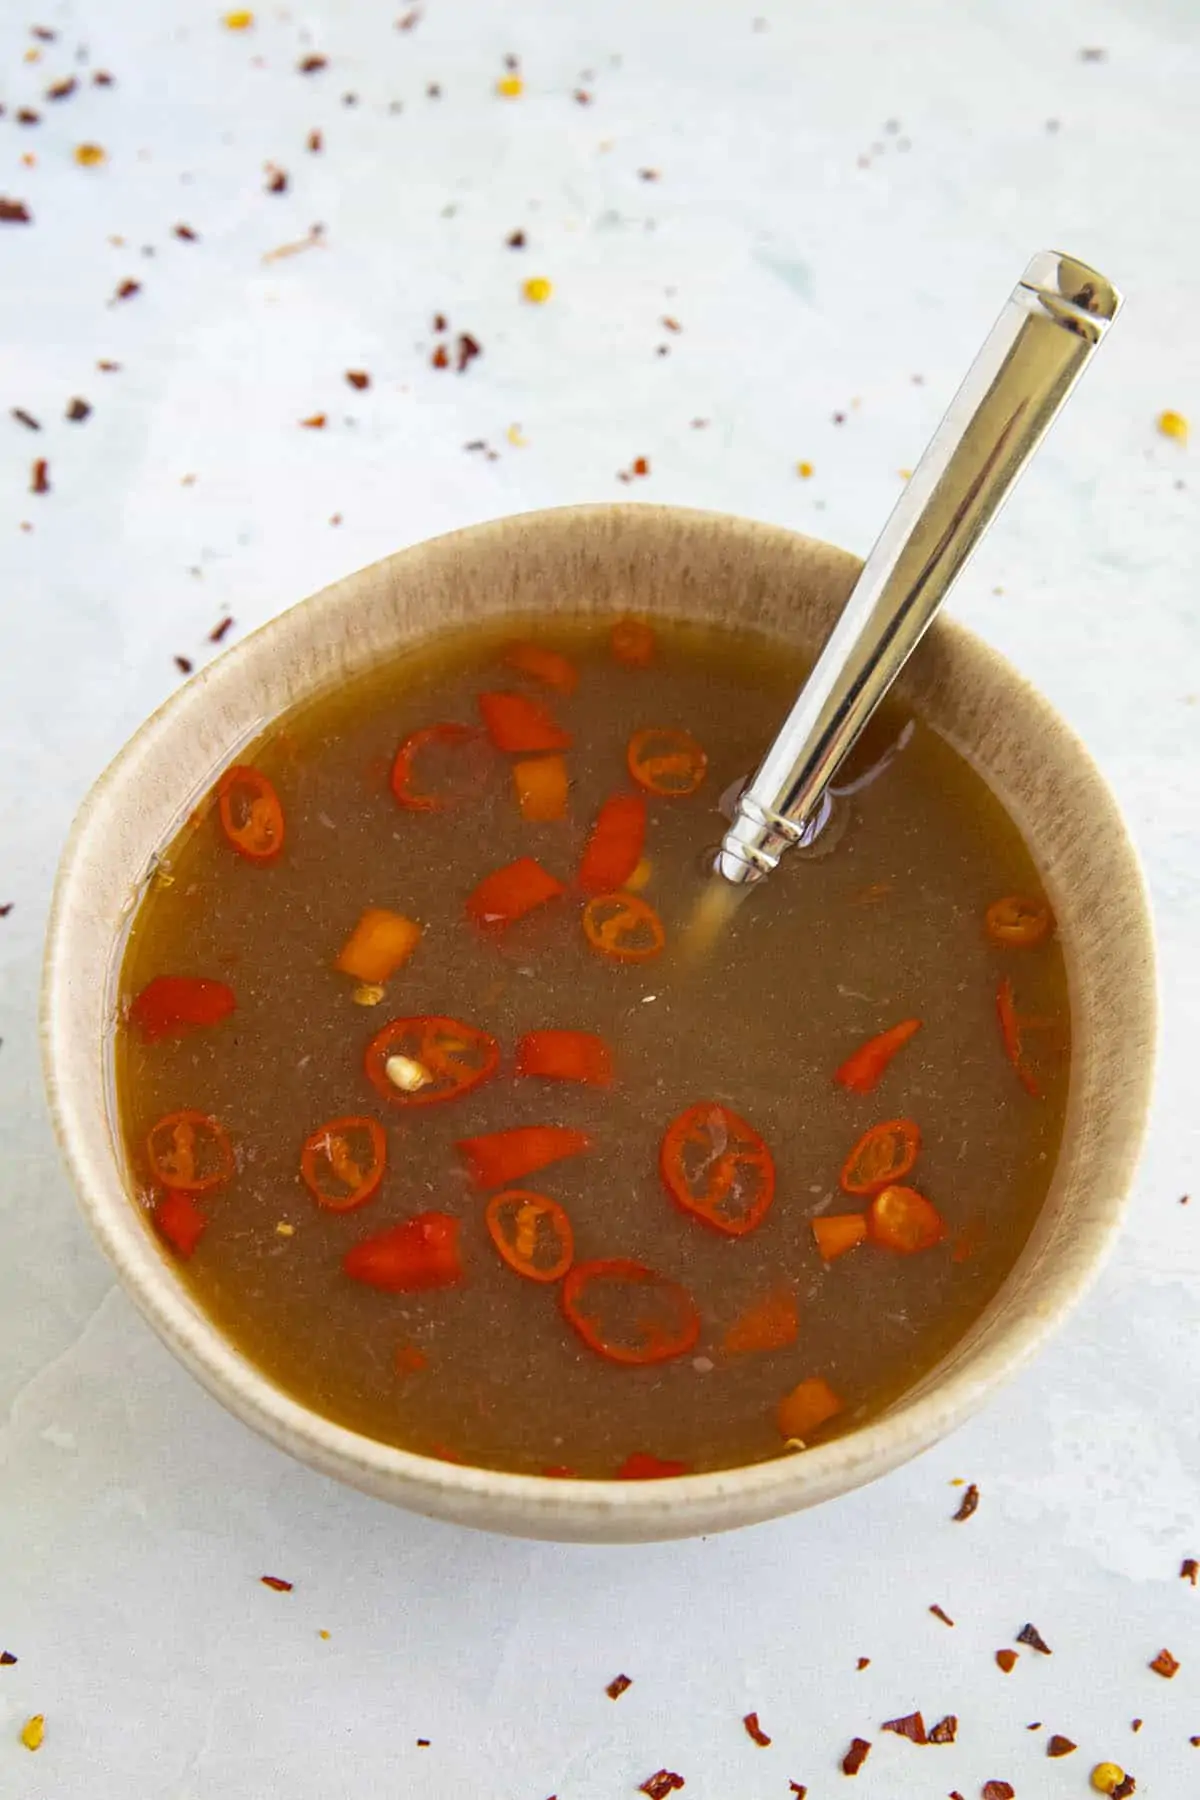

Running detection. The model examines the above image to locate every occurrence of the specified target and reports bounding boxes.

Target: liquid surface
[116,620,1069,1478]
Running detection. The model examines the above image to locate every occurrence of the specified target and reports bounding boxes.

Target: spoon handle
[716,250,1122,885]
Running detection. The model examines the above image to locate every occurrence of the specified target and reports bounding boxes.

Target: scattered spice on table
[301,413,327,429]
[982,1784,1014,1800]
[797,460,814,478]
[507,228,526,247]
[75,141,106,164]
[0,1650,17,1664]
[606,1673,632,1700]
[416,1737,430,1746]
[1047,1735,1076,1756]
[456,332,482,372]
[12,408,40,429]
[174,655,194,675]
[98,359,121,371]
[930,1715,958,1743]
[929,1603,954,1626]
[639,1771,684,1797]
[18,109,41,125]
[20,1714,45,1751]
[788,1786,807,1798]
[31,458,49,493]
[1026,1721,1042,1731]
[1016,1622,1051,1653]
[996,1648,1018,1672]
[114,279,140,300]
[0,198,33,222]
[264,163,288,193]
[46,75,77,100]
[523,275,553,303]
[260,1574,293,1591]
[882,1712,926,1744]
[1130,1718,1142,1732]
[743,1711,771,1746]
[298,54,328,73]
[93,69,114,85]
[66,397,91,422]
[346,370,370,390]
[856,1656,870,1670]
[173,223,198,241]
[842,1736,871,1775]
[1149,1647,1179,1678]
[953,1482,980,1521]
[1112,1778,1137,1798]
[209,616,235,643]
[1157,410,1188,443]
[1181,1557,1198,1584]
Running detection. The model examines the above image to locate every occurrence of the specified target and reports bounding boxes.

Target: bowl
[42,505,1156,1542]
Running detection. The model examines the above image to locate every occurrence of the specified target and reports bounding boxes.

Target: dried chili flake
[605,1673,632,1700]
[32,24,57,39]
[1181,1557,1198,1585]
[0,198,33,223]
[842,1737,871,1775]
[1130,1718,1142,1732]
[882,1712,926,1743]
[662,315,682,332]
[397,8,422,28]
[856,1656,870,1670]
[65,397,91,422]
[0,1651,16,1665]
[456,332,482,372]
[995,1649,1018,1672]
[31,458,49,494]
[11,408,40,429]
[1150,1647,1179,1678]
[17,109,41,125]
[114,279,140,300]
[982,1785,1014,1800]
[93,69,114,85]
[929,1715,958,1743]
[46,76,77,100]
[306,128,323,151]
[1112,1778,1137,1799]
[300,413,326,428]
[1047,1736,1076,1757]
[98,359,121,371]
[345,370,370,390]
[929,1604,954,1627]
[173,223,198,241]
[260,1574,293,1591]
[953,1482,980,1521]
[506,228,526,247]
[632,455,650,476]
[639,1772,684,1798]
[575,87,592,103]
[788,1786,807,1798]
[743,1712,771,1746]
[416,1737,430,1746]
[209,616,235,643]
[1017,1622,1051,1654]
[174,655,194,674]
[431,344,449,369]
[426,82,441,97]
[264,163,288,193]
[639,167,660,180]
[0,903,13,917]
[298,54,328,72]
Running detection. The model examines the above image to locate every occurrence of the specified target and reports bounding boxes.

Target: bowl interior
[42,504,1156,1541]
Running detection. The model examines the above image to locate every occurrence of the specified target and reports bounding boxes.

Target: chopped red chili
[390,722,489,811]
[840,1118,921,1195]
[0,1651,16,1665]
[467,856,565,926]
[842,1737,871,1775]
[364,1015,499,1108]
[458,1125,590,1189]
[1046,1736,1076,1757]
[1182,1557,1199,1584]
[146,1111,234,1192]
[343,1212,462,1291]
[217,764,285,862]
[300,1117,387,1212]
[997,975,1041,1096]
[639,1774,684,1798]
[953,1482,980,1521]
[660,1102,775,1236]
[513,754,568,821]
[1017,1622,1051,1653]
[627,726,707,796]
[1150,1648,1180,1678]
[582,891,665,962]
[985,894,1053,947]
[834,1018,921,1093]
[811,1213,867,1261]
[982,1785,1014,1800]
[868,1185,946,1253]
[515,1029,613,1087]
[31,458,49,493]
[478,690,570,752]
[606,1673,632,1700]
[743,1712,771,1746]
[776,1375,843,1441]
[485,1190,574,1282]
[611,617,656,668]
[929,1715,957,1743]
[153,1189,208,1259]
[617,1452,691,1479]
[882,1712,926,1743]
[129,975,236,1043]
[503,642,578,694]
[562,1258,700,1366]
[260,1575,293,1592]
[995,1649,1018,1672]
[723,1287,798,1353]
[788,1787,807,1798]
[578,792,647,893]
[929,1603,954,1626]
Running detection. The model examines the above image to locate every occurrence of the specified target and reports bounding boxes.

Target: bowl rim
[41,503,1158,1540]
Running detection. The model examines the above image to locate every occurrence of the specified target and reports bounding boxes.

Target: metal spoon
[715,250,1121,886]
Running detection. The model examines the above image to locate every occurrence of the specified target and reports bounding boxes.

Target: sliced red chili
[390,722,489,812]
[868,1184,946,1253]
[146,1110,234,1192]
[485,1189,574,1282]
[839,1118,921,1195]
[582,891,665,962]
[512,754,568,821]
[660,1102,775,1236]
[466,855,565,926]
[457,1125,590,1188]
[128,975,236,1044]
[503,641,579,694]
[300,1116,387,1211]
[723,1287,798,1353]
[515,1029,613,1087]
[578,793,647,894]
[777,1375,844,1440]
[343,1211,462,1291]
[627,726,707,797]
[997,976,1041,1096]
[833,1018,921,1093]
[561,1258,700,1366]
[610,617,656,668]
[616,1452,691,1479]
[363,1015,500,1108]
[153,1189,208,1258]
[985,894,1053,947]
[217,764,285,861]
[478,690,571,753]
[811,1212,868,1261]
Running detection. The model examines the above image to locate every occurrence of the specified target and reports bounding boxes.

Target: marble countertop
[1,1,1197,1794]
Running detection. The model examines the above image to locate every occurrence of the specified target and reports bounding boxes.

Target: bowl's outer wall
[42,504,1157,1542]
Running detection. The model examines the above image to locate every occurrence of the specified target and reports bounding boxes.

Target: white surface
[1,1,1198,1794]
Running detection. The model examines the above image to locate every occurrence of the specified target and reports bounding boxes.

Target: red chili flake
[788,1786,807,1798]
[982,1785,1014,1800]
[929,1604,954,1627]
[662,315,682,332]
[114,279,141,300]
[31,458,49,494]
[93,70,114,85]
[1150,1647,1180,1678]
[882,1712,926,1744]
[264,163,288,193]
[639,1773,684,1798]
[1016,1622,1051,1653]
[574,88,592,103]
[1191,1735,1200,1746]
[1131,1718,1142,1732]
[1026,1722,1041,1731]
[431,344,449,369]
[260,1575,293,1592]
[506,228,526,247]
[173,223,198,241]
[842,1737,871,1775]
[31,24,57,39]
[953,1482,980,1521]
[0,1651,16,1665]
[306,128,323,152]
[97,359,121,371]
[298,54,328,73]
[743,1712,771,1746]
[300,413,327,429]
[426,82,441,98]
[17,109,41,125]
[456,332,482,372]
[930,1715,958,1744]
[1046,1736,1075,1757]
[209,616,235,643]
[11,407,40,429]
[632,455,650,476]
[174,654,194,674]
[345,369,370,390]
[1,198,33,223]
[856,1657,870,1670]
[65,397,91,422]
[1182,1557,1198,1585]
[1112,1777,1137,1798]
[605,1673,632,1700]
[46,76,77,100]
[638,167,660,180]
[416,1738,430,1747]
[397,8,422,28]
[995,1649,1018,1672]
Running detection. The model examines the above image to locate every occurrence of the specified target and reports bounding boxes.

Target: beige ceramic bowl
[43,505,1156,1542]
